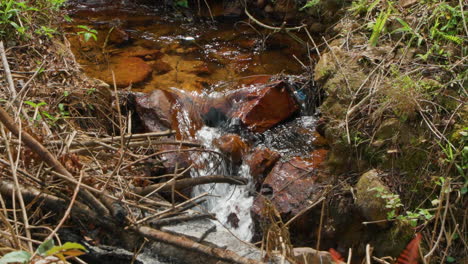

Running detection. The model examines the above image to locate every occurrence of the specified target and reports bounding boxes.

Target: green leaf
[175,0,188,8]
[369,7,390,47]
[36,239,55,256]
[300,0,320,11]
[0,251,31,264]
[24,101,37,108]
[446,256,456,263]
[46,242,88,256]
[64,15,73,22]
[83,32,90,42]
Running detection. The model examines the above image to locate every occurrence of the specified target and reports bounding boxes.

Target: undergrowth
[0,0,66,40]
[319,0,467,261]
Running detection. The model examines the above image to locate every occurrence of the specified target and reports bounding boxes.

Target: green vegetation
[76,25,98,42]
[300,0,321,10]
[0,239,87,264]
[371,186,434,227]
[0,0,66,39]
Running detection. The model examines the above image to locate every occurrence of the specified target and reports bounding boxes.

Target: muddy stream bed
[64,0,332,262]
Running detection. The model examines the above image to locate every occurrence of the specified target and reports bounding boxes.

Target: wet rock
[245,147,280,188]
[213,134,248,164]
[159,144,192,177]
[355,169,392,228]
[252,150,328,218]
[150,60,173,74]
[109,27,129,45]
[135,89,176,131]
[101,57,153,87]
[312,131,328,147]
[202,107,228,128]
[292,247,338,264]
[227,212,240,229]
[233,81,299,133]
[119,47,163,60]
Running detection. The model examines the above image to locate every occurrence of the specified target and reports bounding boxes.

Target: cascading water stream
[190,126,254,241]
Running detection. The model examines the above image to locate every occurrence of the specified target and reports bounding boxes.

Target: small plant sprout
[76,25,98,42]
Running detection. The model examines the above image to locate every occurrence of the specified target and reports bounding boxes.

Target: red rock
[252,149,328,218]
[101,57,152,87]
[233,81,299,132]
[135,89,176,131]
[213,134,249,164]
[135,88,203,138]
[245,147,280,188]
[151,60,173,74]
[109,27,129,45]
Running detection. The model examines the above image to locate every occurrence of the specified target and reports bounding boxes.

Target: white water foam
[190,126,254,241]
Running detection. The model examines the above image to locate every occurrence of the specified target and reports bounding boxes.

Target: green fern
[369,7,390,46]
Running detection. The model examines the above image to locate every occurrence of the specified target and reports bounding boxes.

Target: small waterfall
[190,126,254,241]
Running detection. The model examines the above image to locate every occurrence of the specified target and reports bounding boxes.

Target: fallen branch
[46,130,175,147]
[0,180,119,231]
[132,226,263,264]
[133,175,248,196]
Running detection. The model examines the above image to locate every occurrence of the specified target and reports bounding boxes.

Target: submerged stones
[101,57,153,87]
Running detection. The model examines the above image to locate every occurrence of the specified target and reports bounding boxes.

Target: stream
[65,0,327,245]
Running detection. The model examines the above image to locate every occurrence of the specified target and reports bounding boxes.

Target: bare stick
[315,198,326,250]
[46,130,175,146]
[245,8,304,31]
[365,244,371,264]
[0,41,16,97]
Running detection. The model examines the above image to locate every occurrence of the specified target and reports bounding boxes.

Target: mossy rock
[371,221,414,257]
[355,169,391,228]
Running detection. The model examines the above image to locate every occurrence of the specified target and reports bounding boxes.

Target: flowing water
[65,0,323,242]
[191,126,254,241]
